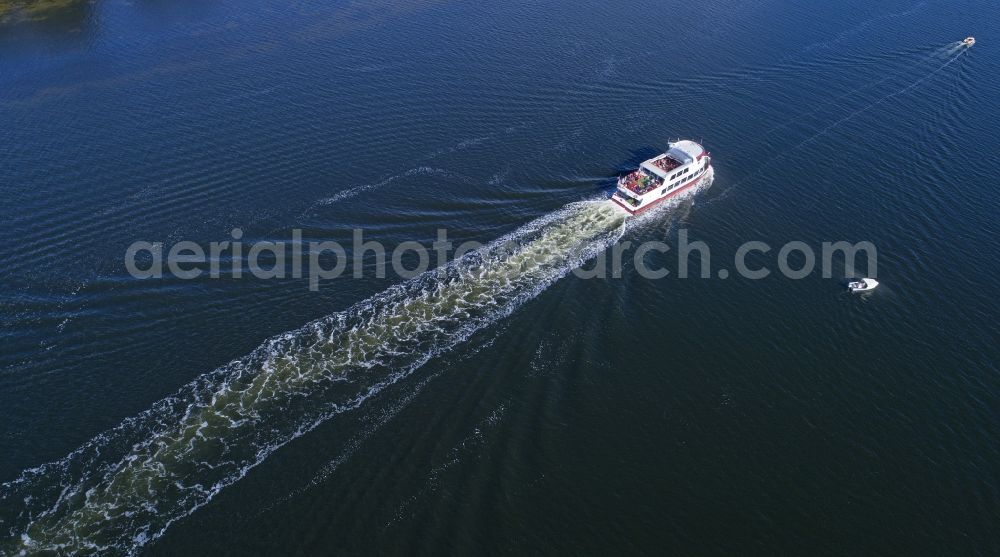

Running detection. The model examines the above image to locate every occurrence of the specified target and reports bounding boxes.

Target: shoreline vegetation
[0,0,86,23]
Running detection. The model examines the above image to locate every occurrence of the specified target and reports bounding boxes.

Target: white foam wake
[0,199,627,556]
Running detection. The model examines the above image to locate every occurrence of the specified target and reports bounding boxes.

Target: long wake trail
[0,200,627,556]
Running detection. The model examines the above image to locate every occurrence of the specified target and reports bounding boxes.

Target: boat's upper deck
[617,141,708,196]
[642,154,682,178]
[651,156,681,173]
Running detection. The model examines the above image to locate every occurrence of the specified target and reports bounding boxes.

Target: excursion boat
[611,140,713,216]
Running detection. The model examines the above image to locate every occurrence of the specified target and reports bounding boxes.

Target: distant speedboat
[963,37,975,46]
[610,140,712,216]
[848,278,879,293]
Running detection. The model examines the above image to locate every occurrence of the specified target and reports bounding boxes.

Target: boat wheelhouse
[611,140,712,215]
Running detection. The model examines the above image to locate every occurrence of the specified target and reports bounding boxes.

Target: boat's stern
[610,184,642,215]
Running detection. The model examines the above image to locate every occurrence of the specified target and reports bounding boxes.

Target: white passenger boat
[611,140,713,216]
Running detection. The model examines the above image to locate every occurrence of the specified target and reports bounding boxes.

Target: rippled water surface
[2,0,999,554]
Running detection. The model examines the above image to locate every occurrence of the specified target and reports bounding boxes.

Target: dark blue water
[2,0,999,554]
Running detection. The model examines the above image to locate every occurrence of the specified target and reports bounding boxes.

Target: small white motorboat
[848,278,879,293]
[963,37,975,46]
